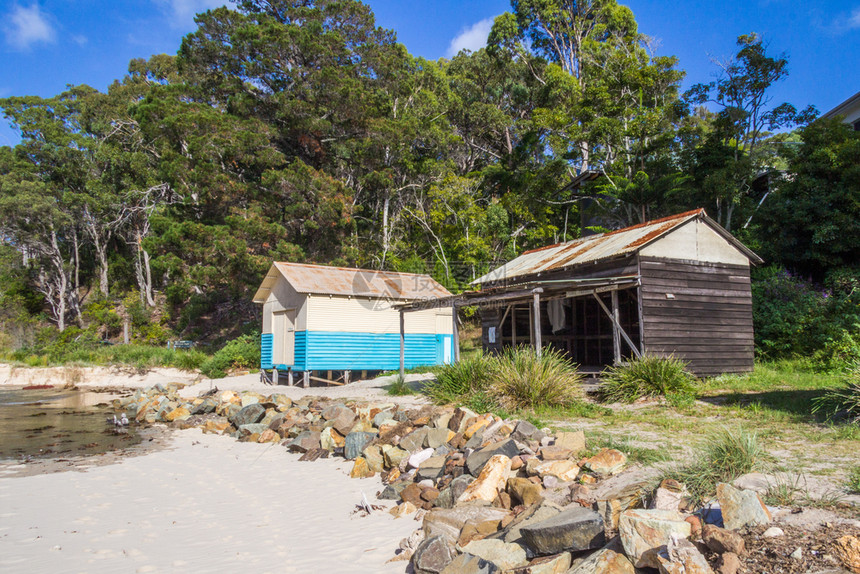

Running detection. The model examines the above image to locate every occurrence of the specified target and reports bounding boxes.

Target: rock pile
[112,385,857,574]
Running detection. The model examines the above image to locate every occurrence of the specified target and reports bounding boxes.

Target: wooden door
[272,309,296,366]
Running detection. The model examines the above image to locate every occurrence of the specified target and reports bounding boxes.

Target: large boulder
[459,539,528,570]
[594,480,650,529]
[582,448,627,476]
[519,506,605,555]
[412,535,456,574]
[656,536,715,574]
[401,427,431,452]
[507,477,544,507]
[715,483,771,530]
[344,431,376,460]
[321,404,356,435]
[229,403,266,427]
[618,509,692,569]
[423,506,511,546]
[567,548,635,574]
[497,501,563,545]
[466,439,520,476]
[440,553,499,574]
[286,430,321,452]
[553,431,586,455]
[458,455,512,504]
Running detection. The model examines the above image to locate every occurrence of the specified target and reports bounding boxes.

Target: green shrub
[488,347,584,411]
[666,427,765,505]
[200,333,261,379]
[599,353,697,406]
[425,353,494,405]
[814,325,860,372]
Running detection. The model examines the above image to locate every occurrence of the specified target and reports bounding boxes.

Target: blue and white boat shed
[253,262,454,385]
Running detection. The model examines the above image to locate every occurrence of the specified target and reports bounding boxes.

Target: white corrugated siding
[306,296,450,334]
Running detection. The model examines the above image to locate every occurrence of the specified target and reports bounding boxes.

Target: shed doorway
[272,309,296,366]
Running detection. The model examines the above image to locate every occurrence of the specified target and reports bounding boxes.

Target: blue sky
[1,0,858,147]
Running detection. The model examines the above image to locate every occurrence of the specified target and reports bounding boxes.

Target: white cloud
[155,0,230,28]
[72,34,88,46]
[3,3,56,50]
[446,17,495,58]
[849,7,860,28]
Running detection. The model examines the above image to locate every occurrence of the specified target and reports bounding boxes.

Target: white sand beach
[0,429,420,574]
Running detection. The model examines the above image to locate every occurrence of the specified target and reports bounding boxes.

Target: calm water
[0,387,143,461]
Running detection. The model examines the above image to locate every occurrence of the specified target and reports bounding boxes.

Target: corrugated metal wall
[260,333,273,369]
[300,332,443,370]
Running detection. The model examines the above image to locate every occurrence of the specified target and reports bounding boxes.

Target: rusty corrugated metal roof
[253,262,452,303]
[474,209,724,285]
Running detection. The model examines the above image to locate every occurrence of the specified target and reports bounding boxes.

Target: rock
[380,481,410,501]
[715,483,771,530]
[349,457,375,478]
[401,427,431,452]
[532,460,579,482]
[401,483,426,507]
[731,472,770,494]
[790,547,802,560]
[240,393,262,407]
[320,427,345,451]
[567,548,635,574]
[257,429,280,443]
[321,404,357,435]
[457,518,503,547]
[373,409,395,427]
[190,397,217,415]
[511,420,541,442]
[464,418,491,440]
[440,553,499,574]
[762,526,784,538]
[539,446,573,461]
[344,431,376,460]
[519,506,605,555]
[553,431,586,455]
[287,430,321,453]
[409,447,436,469]
[594,480,649,530]
[507,477,544,507]
[423,506,510,546]
[505,552,572,574]
[460,539,528,570]
[834,535,860,574]
[436,475,474,509]
[619,509,692,569]
[686,515,702,539]
[363,444,386,473]
[459,455,513,504]
[237,422,269,436]
[657,536,715,574]
[384,446,409,469]
[164,406,191,422]
[582,448,627,475]
[412,535,456,574]
[201,420,231,434]
[427,427,454,448]
[702,524,745,555]
[652,482,688,512]
[717,552,741,574]
[390,501,418,518]
[229,403,266,427]
[466,439,520,476]
[499,501,563,545]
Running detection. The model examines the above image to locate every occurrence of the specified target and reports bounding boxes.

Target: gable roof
[473,209,762,285]
[252,262,452,303]
[821,90,860,120]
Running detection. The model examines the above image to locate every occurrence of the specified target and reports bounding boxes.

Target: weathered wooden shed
[253,262,454,385]
[470,209,763,376]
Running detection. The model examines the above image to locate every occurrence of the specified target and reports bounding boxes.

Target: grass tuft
[599,353,697,406]
[488,347,584,411]
[811,367,860,423]
[847,465,860,494]
[424,353,493,405]
[664,427,765,506]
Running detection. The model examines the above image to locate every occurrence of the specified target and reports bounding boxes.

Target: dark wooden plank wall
[639,256,754,375]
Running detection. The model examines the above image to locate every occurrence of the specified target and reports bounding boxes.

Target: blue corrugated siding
[299,331,441,371]
[260,333,273,369]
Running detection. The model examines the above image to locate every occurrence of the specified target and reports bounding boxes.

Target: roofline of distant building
[821,91,860,119]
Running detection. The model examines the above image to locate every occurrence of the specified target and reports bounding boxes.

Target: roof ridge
[274,261,435,278]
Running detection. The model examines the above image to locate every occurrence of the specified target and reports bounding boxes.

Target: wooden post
[303,371,309,388]
[288,369,294,386]
[452,303,460,362]
[272,368,279,385]
[123,319,129,345]
[344,370,351,385]
[511,306,517,347]
[611,290,622,364]
[532,290,542,357]
[399,310,406,381]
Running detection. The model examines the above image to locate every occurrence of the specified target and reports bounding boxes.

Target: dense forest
[0,0,857,363]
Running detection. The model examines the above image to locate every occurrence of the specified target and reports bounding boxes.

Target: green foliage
[488,347,584,411]
[666,427,766,505]
[847,466,860,494]
[199,333,261,379]
[425,347,583,412]
[812,369,860,423]
[386,375,415,396]
[599,354,697,406]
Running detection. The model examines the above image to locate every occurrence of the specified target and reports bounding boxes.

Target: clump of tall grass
[488,347,584,411]
[664,427,766,505]
[424,347,583,411]
[847,465,860,494]
[599,353,697,407]
[812,366,860,423]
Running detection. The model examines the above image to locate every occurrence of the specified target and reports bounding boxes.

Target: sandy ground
[0,429,420,574]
